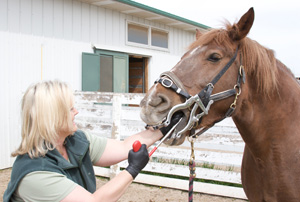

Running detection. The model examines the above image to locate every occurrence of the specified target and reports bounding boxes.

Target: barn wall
[0,0,195,55]
[0,31,93,168]
[0,0,197,169]
[0,0,196,84]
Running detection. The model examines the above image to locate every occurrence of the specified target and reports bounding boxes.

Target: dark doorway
[129,57,148,93]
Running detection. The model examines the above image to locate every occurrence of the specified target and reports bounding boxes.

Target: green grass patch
[139,170,242,188]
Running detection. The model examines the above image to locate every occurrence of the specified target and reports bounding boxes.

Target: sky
[134,0,300,76]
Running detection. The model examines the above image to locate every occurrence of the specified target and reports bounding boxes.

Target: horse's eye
[207,53,221,62]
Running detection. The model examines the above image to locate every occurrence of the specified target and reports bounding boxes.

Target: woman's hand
[125,144,149,179]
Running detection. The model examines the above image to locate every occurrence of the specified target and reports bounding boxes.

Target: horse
[140,7,300,201]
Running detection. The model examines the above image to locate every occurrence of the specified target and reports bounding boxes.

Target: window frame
[151,27,169,50]
[127,23,150,47]
[126,20,170,52]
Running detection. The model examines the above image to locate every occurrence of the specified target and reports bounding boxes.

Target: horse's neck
[232,72,300,157]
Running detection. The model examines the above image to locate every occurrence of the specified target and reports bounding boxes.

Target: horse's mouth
[162,116,189,145]
[155,110,190,146]
[140,105,191,146]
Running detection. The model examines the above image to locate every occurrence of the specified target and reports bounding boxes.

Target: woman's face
[70,107,79,133]
[59,106,79,138]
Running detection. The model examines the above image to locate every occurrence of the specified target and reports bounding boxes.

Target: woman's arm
[62,143,149,202]
[95,128,163,167]
[61,170,132,202]
[16,171,132,202]
[96,112,183,167]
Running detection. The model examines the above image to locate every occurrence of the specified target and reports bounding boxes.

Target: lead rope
[188,137,196,202]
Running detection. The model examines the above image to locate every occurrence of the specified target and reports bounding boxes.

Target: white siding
[63,0,73,39]
[0,0,195,55]
[0,0,8,30]
[20,0,32,34]
[53,0,64,38]
[0,0,198,169]
[0,31,93,168]
[32,0,43,35]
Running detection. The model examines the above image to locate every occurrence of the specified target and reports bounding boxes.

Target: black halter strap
[198,47,239,107]
[155,47,239,105]
[155,72,191,99]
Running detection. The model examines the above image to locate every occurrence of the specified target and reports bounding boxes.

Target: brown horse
[140,8,300,201]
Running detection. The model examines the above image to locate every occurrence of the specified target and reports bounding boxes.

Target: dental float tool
[132,118,183,157]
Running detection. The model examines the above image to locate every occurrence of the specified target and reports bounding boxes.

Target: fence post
[109,94,122,179]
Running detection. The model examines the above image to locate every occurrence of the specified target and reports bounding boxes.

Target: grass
[103,156,242,188]
[202,162,215,169]
[152,157,242,188]
[118,157,242,188]
[151,157,237,172]
[138,170,243,188]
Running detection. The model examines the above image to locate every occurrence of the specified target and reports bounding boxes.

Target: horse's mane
[189,24,293,96]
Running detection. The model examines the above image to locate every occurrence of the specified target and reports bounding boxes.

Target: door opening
[129,56,148,93]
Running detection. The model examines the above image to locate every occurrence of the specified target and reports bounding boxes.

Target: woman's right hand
[125,144,149,179]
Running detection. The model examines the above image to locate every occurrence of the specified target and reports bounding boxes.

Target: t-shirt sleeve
[14,171,77,202]
[83,131,108,164]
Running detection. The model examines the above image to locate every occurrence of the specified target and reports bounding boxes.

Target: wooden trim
[144,57,149,93]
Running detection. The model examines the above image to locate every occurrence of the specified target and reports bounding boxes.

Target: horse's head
[140,8,255,145]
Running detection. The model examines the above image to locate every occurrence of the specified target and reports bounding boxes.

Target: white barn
[0,0,209,169]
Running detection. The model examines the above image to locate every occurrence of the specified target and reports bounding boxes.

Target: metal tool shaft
[149,118,182,157]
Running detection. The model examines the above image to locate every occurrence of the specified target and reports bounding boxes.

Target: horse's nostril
[147,97,161,107]
[157,94,171,111]
[160,95,167,103]
[146,93,171,111]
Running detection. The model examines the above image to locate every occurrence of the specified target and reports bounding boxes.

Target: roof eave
[114,0,211,30]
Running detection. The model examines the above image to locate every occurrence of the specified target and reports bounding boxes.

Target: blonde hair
[12,80,75,158]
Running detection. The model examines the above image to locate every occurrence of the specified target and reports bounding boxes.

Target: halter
[149,47,245,138]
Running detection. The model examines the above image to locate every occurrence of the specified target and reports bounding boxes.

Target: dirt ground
[1,168,247,202]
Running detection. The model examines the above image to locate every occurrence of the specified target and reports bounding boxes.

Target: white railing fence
[74,91,247,200]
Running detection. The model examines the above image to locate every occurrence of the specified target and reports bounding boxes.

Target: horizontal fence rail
[74,91,247,200]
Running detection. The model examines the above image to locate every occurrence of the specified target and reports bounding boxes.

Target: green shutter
[95,49,129,93]
[82,53,100,91]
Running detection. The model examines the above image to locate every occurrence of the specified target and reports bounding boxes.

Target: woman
[3,80,181,202]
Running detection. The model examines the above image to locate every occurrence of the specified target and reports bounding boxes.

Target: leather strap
[155,71,191,99]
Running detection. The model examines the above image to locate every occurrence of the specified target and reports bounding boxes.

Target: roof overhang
[80,0,210,32]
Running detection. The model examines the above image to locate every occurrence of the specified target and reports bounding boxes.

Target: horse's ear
[196,29,202,40]
[228,7,254,41]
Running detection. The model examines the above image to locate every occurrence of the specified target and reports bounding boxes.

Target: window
[151,29,168,49]
[128,24,148,45]
[127,22,169,50]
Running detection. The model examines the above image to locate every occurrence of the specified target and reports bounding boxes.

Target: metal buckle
[207,83,214,89]
[161,78,173,88]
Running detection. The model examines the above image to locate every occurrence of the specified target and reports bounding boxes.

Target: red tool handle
[133,140,157,157]
[132,140,142,152]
